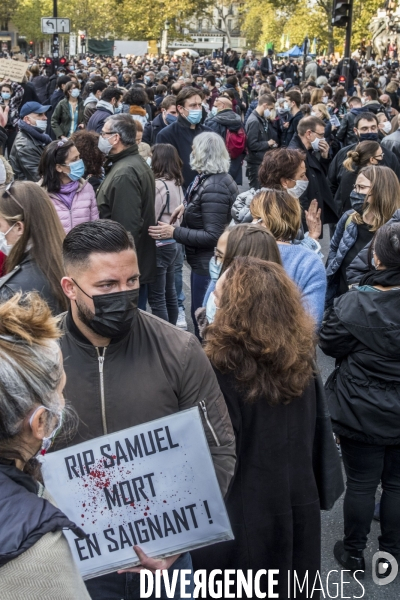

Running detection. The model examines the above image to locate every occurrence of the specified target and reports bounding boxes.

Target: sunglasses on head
[1,180,25,212]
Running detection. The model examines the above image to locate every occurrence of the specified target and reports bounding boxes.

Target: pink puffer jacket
[49,179,99,233]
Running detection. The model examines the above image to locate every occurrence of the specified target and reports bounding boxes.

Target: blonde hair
[343,141,380,172]
[310,88,324,105]
[314,103,330,121]
[250,189,301,242]
[352,165,400,231]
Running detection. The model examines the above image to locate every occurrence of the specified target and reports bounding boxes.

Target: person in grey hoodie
[83,81,107,126]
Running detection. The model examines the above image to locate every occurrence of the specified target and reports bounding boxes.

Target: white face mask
[287,179,309,198]
[264,108,271,119]
[283,101,289,110]
[35,119,47,131]
[0,159,6,185]
[311,110,316,116]
[98,134,114,155]
[0,223,16,256]
[322,96,328,104]
[382,121,392,133]
[311,136,324,152]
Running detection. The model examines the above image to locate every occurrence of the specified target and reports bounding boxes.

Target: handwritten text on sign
[0,59,28,83]
[42,408,233,579]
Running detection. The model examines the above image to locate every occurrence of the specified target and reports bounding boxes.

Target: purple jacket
[49,179,99,233]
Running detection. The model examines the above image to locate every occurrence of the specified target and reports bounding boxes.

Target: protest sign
[42,408,233,580]
[0,58,28,83]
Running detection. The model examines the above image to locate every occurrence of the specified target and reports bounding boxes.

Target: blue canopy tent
[277,45,303,57]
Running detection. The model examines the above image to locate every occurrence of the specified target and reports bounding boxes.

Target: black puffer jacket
[0,460,85,567]
[346,209,400,284]
[174,173,238,275]
[319,286,400,445]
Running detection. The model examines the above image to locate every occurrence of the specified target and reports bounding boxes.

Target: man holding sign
[58,220,236,599]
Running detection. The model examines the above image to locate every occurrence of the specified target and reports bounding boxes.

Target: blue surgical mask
[70,88,80,98]
[35,119,47,131]
[209,256,222,281]
[165,113,177,124]
[114,105,122,114]
[206,292,218,324]
[1,92,11,100]
[186,109,202,125]
[211,106,218,116]
[67,158,85,181]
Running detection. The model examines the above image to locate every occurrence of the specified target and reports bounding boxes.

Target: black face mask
[349,190,366,214]
[73,279,139,338]
[358,132,379,142]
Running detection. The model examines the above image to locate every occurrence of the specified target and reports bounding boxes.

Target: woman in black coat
[149,132,238,338]
[320,222,400,575]
[0,181,68,315]
[328,140,383,217]
[193,256,321,598]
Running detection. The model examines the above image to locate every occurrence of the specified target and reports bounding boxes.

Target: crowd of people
[0,47,400,599]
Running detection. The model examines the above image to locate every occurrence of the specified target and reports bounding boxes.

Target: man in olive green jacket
[96,113,156,306]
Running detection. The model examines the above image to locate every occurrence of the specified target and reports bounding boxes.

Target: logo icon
[372,551,398,586]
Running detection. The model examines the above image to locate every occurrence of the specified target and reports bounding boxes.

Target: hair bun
[348,150,359,161]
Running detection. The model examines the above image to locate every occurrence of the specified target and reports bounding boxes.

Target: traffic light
[332,0,351,27]
[338,75,346,85]
[80,34,86,45]
[59,57,67,66]
[45,57,53,66]
[29,41,33,46]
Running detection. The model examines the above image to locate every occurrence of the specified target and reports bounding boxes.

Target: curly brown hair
[258,148,306,188]
[70,130,104,177]
[204,257,316,404]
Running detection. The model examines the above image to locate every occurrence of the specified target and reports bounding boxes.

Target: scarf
[9,81,24,127]
[18,119,52,145]
[55,180,80,209]
[359,266,400,288]
[129,105,147,116]
[96,99,114,113]
[184,173,211,207]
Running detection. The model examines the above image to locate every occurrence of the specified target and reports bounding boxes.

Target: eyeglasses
[310,130,325,139]
[353,183,370,193]
[214,247,224,263]
[372,153,384,160]
[100,130,118,137]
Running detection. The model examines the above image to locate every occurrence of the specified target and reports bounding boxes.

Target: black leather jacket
[9,129,47,182]
[0,253,63,315]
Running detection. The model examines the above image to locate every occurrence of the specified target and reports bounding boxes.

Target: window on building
[227,19,232,32]
[217,19,222,29]
[198,20,202,32]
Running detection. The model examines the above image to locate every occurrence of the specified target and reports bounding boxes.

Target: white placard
[41,17,70,34]
[42,408,233,580]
